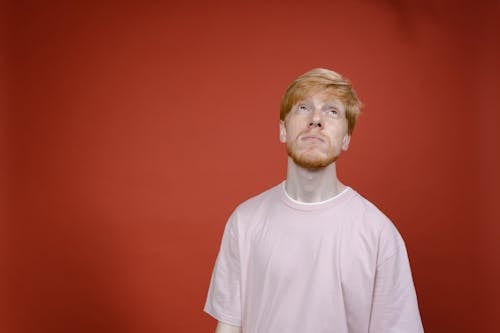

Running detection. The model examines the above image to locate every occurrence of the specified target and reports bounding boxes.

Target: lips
[301,135,325,143]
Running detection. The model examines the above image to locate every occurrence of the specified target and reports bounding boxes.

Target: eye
[324,108,338,117]
[297,104,309,113]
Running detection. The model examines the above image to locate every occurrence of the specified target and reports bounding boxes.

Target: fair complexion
[215,322,242,333]
[213,91,350,332]
[279,90,351,203]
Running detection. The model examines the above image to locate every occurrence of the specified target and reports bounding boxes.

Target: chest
[242,210,379,284]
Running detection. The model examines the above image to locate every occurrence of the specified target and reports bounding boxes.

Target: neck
[285,157,346,203]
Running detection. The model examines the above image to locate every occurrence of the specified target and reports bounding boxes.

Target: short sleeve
[204,212,242,326]
[369,227,424,333]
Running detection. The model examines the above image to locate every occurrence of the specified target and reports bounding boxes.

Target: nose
[308,109,322,128]
[308,120,322,128]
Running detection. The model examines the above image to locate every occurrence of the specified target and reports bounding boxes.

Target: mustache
[296,130,328,142]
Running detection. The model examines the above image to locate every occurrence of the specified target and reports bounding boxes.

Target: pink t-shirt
[204,183,424,333]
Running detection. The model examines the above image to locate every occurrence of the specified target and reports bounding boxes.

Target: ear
[341,134,351,151]
[279,120,287,143]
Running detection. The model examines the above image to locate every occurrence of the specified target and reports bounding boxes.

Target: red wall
[3,1,499,332]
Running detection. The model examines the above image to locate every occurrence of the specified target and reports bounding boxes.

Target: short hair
[280,68,362,135]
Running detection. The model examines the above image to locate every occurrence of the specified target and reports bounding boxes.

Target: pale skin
[214,90,350,333]
[280,90,351,202]
[215,322,242,333]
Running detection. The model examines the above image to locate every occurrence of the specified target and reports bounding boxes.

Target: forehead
[298,88,345,108]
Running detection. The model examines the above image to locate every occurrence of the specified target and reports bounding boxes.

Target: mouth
[301,135,325,143]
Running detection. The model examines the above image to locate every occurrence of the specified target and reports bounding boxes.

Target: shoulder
[223,182,284,235]
[343,189,393,227]
[233,182,283,216]
[346,189,405,256]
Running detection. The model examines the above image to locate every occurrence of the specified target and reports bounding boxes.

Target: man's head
[280,68,362,135]
[279,68,362,170]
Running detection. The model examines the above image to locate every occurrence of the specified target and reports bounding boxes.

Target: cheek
[328,131,348,148]
[285,123,302,140]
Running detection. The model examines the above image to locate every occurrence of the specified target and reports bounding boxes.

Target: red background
[2,1,499,332]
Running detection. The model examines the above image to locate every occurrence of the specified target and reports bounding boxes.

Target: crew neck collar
[280,181,353,211]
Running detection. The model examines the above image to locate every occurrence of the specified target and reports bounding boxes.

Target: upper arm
[215,321,242,333]
[369,246,424,333]
[204,212,243,326]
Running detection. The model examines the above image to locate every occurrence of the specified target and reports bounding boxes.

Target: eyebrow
[322,103,341,109]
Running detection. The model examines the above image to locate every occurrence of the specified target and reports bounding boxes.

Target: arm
[215,321,242,333]
[369,246,424,333]
[204,213,243,331]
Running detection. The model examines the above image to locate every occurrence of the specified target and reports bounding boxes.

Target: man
[204,68,424,333]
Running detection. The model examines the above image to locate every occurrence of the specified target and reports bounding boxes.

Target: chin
[286,142,340,169]
[289,151,338,170]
